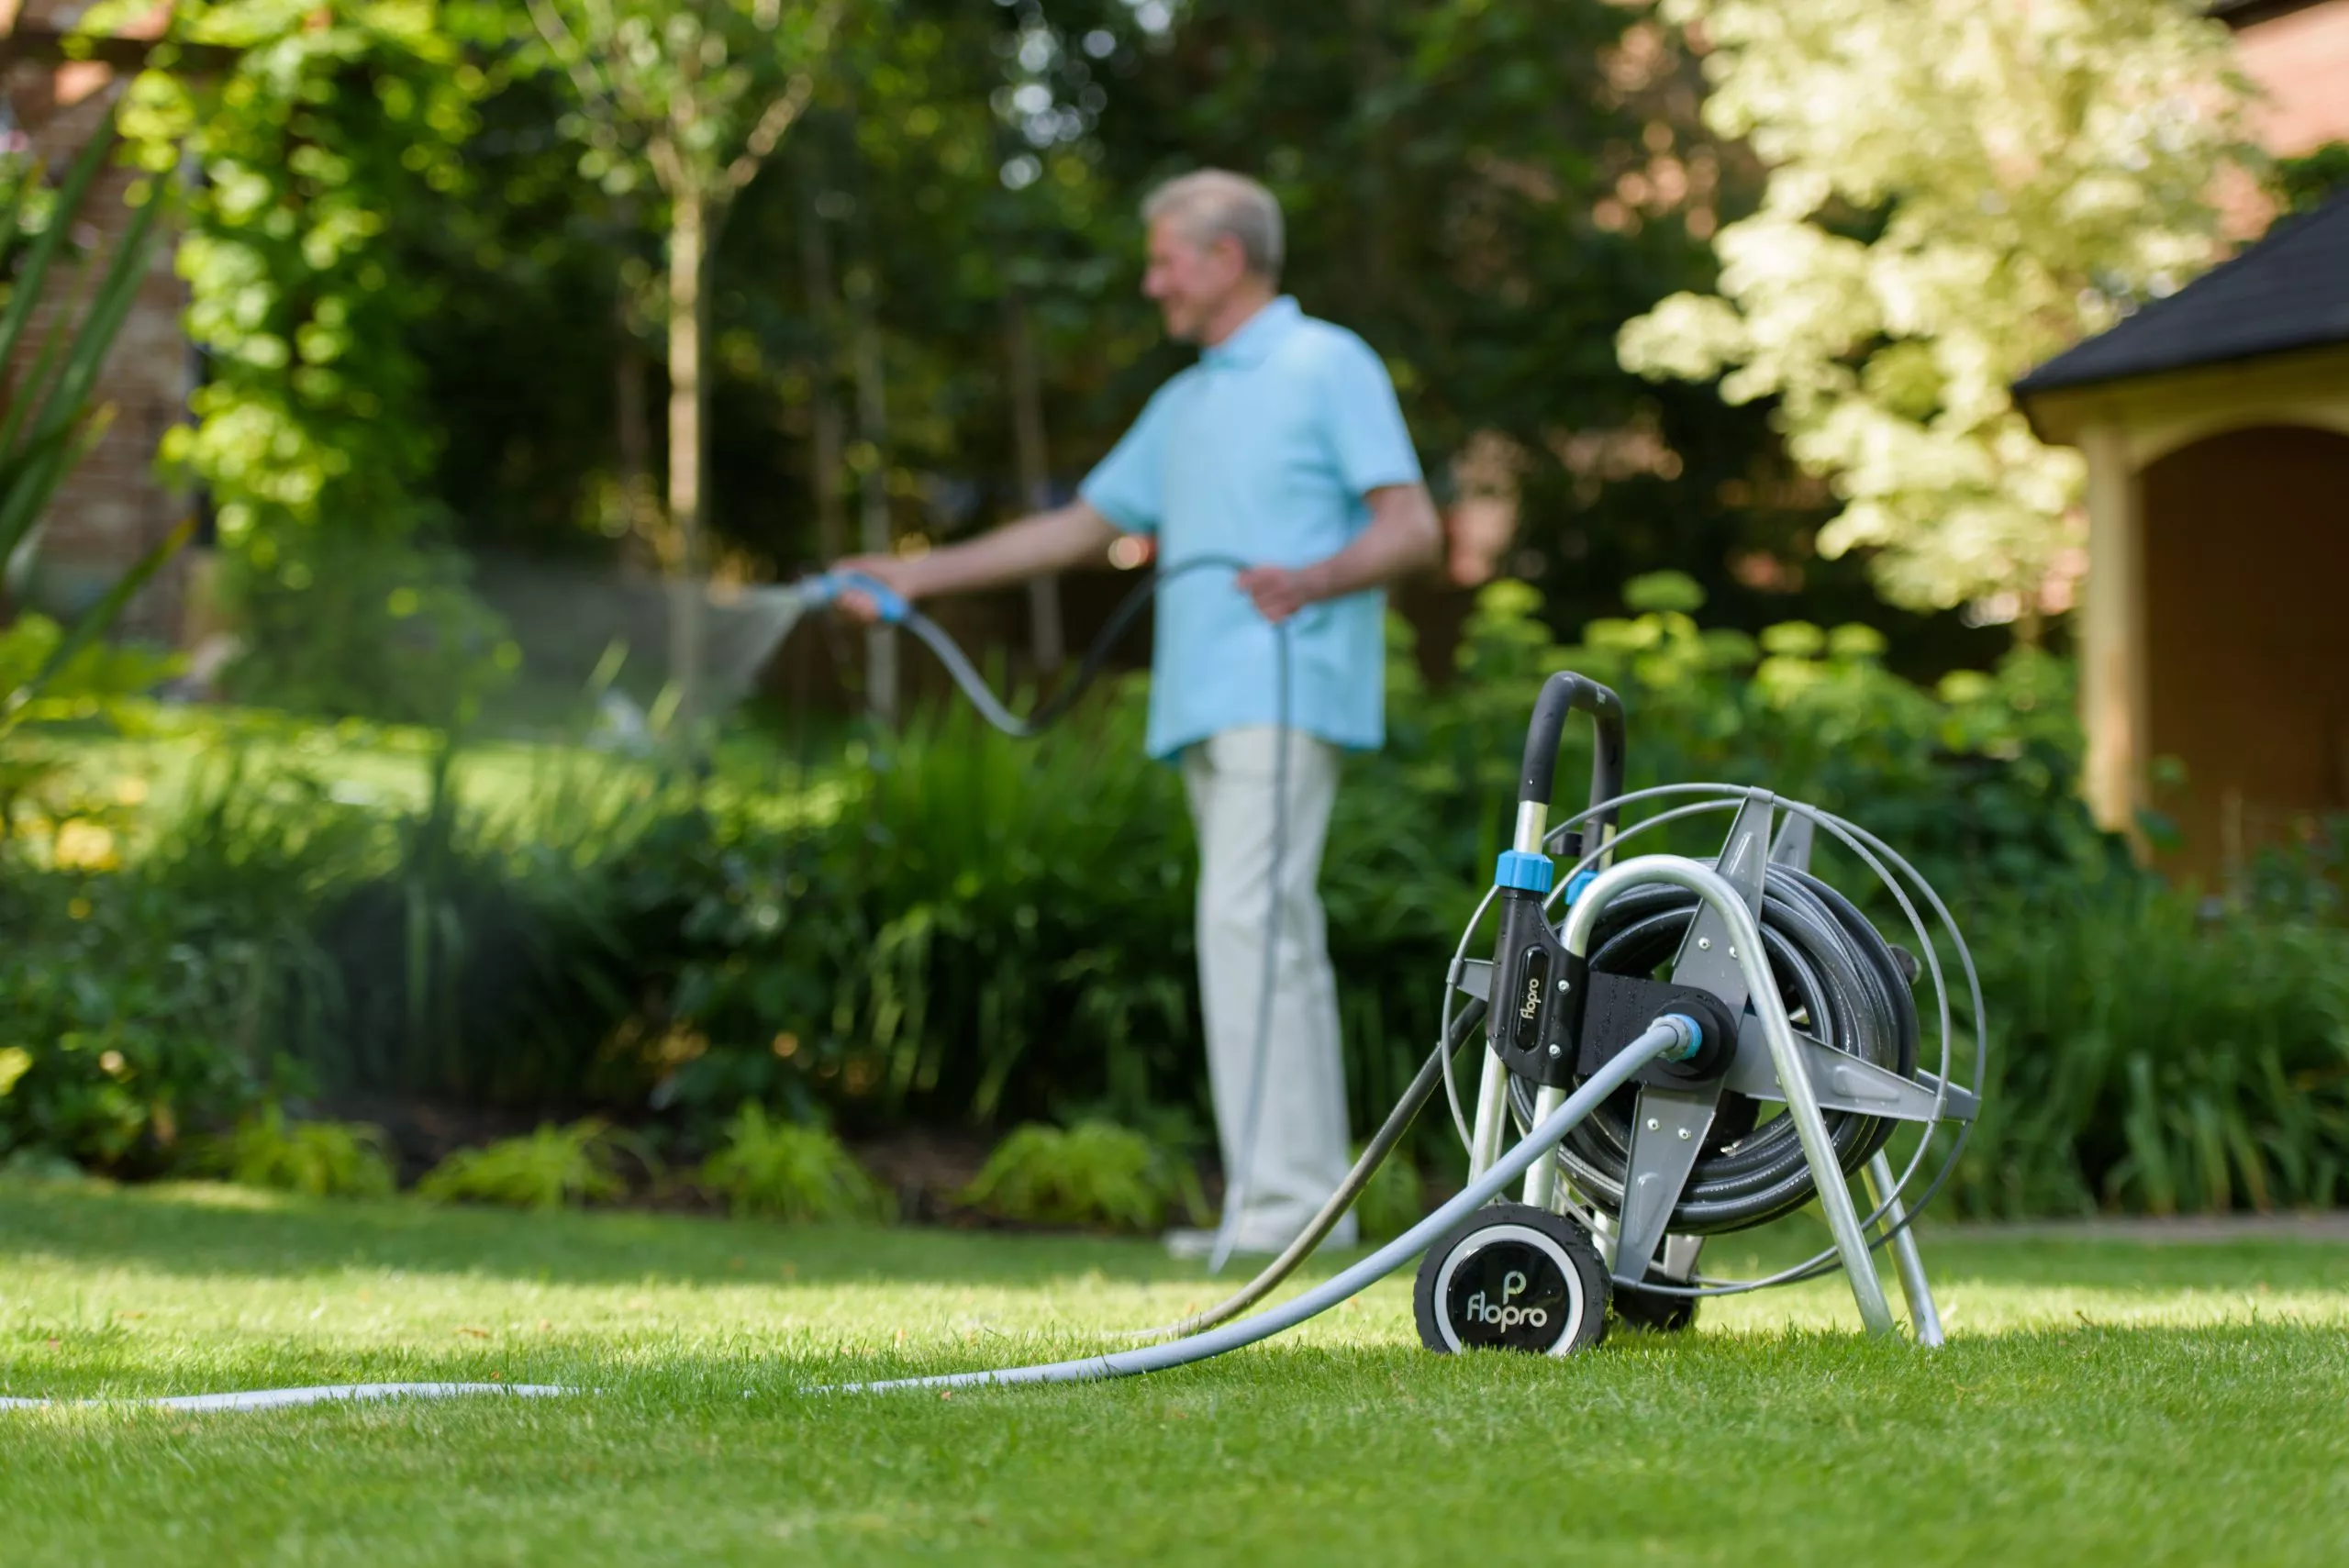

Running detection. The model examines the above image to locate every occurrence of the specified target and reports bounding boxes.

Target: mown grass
[3,1175,2345,1566]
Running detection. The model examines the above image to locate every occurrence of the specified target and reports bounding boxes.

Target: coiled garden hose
[1520,860,1921,1235]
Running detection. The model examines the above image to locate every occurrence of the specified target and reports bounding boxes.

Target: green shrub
[698,1103,890,1223]
[0,868,298,1172]
[206,1105,395,1199]
[1955,883,2349,1218]
[0,1148,95,1184]
[959,1120,1205,1233]
[416,1119,639,1210]
[662,577,2113,1153]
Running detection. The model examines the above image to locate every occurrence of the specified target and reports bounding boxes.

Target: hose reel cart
[1415,671,1983,1355]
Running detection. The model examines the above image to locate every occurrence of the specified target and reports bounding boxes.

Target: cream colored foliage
[1619,0,2246,616]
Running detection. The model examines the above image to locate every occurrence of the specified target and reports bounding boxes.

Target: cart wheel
[1610,1278,1700,1333]
[1414,1203,1609,1357]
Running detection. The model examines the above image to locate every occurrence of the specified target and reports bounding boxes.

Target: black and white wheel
[1414,1203,1609,1357]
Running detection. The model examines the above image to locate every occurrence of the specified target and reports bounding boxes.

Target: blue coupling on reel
[1658,1012,1706,1062]
[1493,850,1553,895]
[798,570,909,626]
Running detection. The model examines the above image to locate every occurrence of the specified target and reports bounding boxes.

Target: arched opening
[2142,424,2349,882]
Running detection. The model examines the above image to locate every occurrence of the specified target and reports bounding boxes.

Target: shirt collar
[1201,295,1301,369]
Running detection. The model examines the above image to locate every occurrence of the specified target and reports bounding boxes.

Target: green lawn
[3,1175,2345,1565]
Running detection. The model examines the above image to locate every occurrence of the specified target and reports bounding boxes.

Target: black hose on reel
[1514,859,1921,1236]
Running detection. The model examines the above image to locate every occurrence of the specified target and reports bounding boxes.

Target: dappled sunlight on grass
[6,1177,2345,1379]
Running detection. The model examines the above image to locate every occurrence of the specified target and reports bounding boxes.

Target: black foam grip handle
[1517,671,1626,833]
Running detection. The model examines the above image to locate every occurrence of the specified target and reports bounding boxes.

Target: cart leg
[1759,999,1896,1335]
[1865,1151,1944,1347]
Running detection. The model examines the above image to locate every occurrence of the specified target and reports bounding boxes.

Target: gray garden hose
[805,556,1295,1274]
[1120,1000,1477,1341]
[0,1384,572,1413]
[820,1017,1688,1394]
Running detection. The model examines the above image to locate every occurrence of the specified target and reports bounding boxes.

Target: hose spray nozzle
[799,570,910,626]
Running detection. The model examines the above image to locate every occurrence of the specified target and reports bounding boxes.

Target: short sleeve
[1320,336,1422,495]
[1079,384,1174,535]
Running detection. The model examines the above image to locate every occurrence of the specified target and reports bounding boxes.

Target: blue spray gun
[793,570,912,627]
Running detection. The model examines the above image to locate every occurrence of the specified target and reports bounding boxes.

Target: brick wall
[3,0,193,640]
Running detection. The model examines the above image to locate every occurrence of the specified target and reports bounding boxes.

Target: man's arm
[1234,482,1442,622]
[832,500,1121,621]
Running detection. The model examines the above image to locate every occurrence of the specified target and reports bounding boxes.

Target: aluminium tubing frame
[822,1016,1690,1395]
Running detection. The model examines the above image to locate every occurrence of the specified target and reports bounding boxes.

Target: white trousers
[1181,726,1355,1251]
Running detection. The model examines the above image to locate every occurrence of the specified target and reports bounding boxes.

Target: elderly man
[837,169,1441,1254]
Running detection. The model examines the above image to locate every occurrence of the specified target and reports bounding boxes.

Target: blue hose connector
[1493,850,1554,895]
[800,570,909,626]
[1659,1012,1705,1062]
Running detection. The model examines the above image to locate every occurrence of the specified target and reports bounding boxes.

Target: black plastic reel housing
[1413,1204,1609,1357]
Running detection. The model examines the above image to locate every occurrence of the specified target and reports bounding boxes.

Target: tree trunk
[1350,0,1397,318]
[666,179,708,727]
[1004,287,1063,672]
[848,262,896,725]
[610,195,657,569]
[615,317,655,567]
[796,169,847,564]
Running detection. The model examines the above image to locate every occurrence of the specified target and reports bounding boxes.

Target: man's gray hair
[1142,170,1284,281]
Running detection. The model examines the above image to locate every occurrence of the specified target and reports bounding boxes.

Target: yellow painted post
[2079,422,2148,851]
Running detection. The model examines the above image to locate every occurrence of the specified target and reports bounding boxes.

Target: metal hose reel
[1420,672,1984,1354]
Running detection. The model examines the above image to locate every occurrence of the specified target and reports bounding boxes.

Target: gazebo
[2015,190,2349,880]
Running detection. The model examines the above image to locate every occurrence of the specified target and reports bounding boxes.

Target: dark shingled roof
[2014,188,2349,397]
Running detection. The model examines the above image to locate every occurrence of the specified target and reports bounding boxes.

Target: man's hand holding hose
[829,500,1118,625]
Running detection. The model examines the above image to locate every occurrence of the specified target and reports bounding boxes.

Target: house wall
[2234,0,2349,159]
[2142,424,2349,883]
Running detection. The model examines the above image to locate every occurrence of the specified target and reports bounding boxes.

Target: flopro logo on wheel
[1443,1236,1574,1352]
[1464,1270,1548,1331]
[1417,1206,1609,1357]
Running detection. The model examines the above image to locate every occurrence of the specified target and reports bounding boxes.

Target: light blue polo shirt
[1080,296,1422,760]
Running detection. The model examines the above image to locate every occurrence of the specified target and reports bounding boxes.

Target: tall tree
[525,0,839,709]
[1072,0,1890,651]
[1617,0,2249,635]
